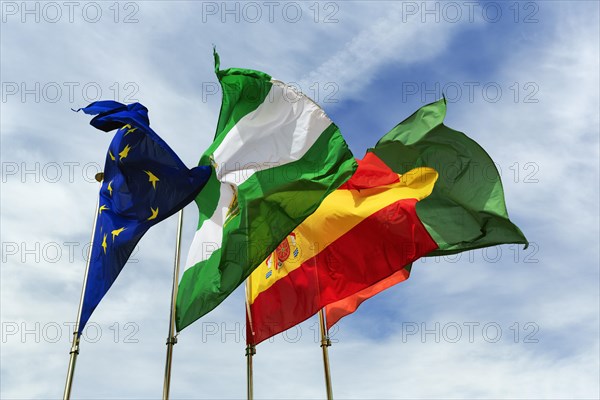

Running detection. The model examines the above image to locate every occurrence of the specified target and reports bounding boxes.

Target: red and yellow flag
[247,99,528,343]
[246,154,439,345]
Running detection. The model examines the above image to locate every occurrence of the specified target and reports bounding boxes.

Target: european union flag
[76,101,211,334]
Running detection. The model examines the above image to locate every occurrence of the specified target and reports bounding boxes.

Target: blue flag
[76,101,211,334]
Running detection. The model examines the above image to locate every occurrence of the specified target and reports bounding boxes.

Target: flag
[371,97,528,255]
[76,101,211,334]
[246,154,439,345]
[175,52,357,331]
[324,97,528,328]
[247,98,529,342]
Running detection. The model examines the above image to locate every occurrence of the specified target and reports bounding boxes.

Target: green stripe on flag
[194,171,221,230]
[371,98,527,255]
[201,66,273,164]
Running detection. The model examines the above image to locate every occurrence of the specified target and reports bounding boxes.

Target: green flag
[371,97,528,255]
[175,52,357,331]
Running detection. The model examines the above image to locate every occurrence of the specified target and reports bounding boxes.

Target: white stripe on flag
[184,183,234,269]
[212,80,331,187]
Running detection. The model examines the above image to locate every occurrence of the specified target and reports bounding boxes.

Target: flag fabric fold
[324,97,528,328]
[371,97,528,255]
[77,101,211,334]
[175,52,357,331]
[324,265,412,329]
[246,156,439,345]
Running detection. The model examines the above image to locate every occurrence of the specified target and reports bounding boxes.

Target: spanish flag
[246,153,439,345]
[246,98,527,344]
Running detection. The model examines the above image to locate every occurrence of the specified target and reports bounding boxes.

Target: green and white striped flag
[176,52,357,330]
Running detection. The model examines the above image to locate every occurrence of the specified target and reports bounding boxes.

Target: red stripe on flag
[339,152,400,190]
[247,198,438,345]
[325,267,411,329]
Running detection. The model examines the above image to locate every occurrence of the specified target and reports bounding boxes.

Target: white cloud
[298,3,481,101]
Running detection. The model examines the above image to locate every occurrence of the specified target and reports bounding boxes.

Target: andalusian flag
[175,53,357,331]
[326,97,529,328]
[370,97,528,255]
[247,98,528,343]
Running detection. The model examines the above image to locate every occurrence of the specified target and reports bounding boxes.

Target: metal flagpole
[63,172,104,400]
[162,209,184,400]
[245,280,256,400]
[318,309,334,400]
[245,342,256,400]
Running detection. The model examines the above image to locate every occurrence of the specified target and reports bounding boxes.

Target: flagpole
[245,342,256,400]
[245,280,256,400]
[318,309,334,400]
[162,209,184,400]
[63,172,104,400]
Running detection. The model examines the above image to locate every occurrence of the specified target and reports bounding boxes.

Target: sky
[1,1,599,399]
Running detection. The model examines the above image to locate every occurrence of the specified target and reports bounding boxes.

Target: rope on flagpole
[62,172,104,400]
[162,209,184,400]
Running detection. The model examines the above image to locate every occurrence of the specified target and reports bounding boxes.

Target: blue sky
[1,1,599,398]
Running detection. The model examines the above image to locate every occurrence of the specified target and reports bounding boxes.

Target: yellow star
[125,127,138,136]
[111,227,126,242]
[119,144,132,161]
[108,150,115,161]
[144,170,160,189]
[101,234,108,254]
[120,124,138,136]
[147,207,159,221]
[107,180,113,196]
[98,204,109,215]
